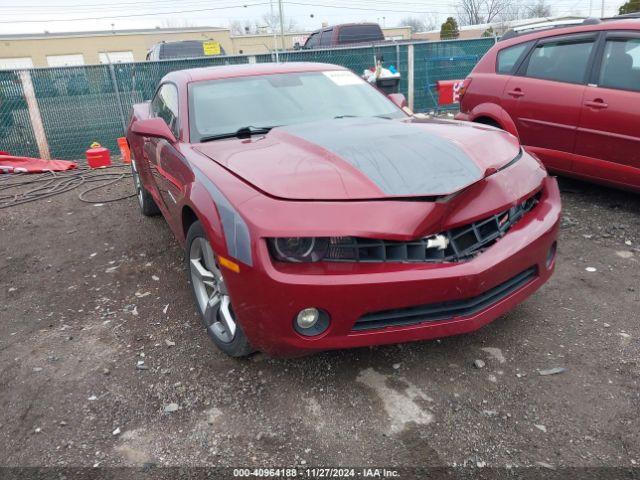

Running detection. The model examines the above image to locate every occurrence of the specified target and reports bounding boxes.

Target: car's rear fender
[467,102,519,138]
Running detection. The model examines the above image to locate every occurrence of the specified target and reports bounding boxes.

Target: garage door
[46,54,85,67]
[98,51,135,64]
[0,57,34,70]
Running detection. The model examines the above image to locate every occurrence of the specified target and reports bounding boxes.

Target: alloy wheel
[189,236,236,343]
[131,160,144,208]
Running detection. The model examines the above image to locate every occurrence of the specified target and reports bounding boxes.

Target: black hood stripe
[279,118,483,196]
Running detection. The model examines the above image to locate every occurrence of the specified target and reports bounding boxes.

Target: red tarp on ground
[0,155,78,174]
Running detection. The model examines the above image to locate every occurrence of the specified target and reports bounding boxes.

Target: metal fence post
[407,44,415,111]
[17,70,51,160]
[108,62,128,133]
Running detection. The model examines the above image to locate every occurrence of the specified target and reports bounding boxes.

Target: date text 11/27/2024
[233,468,401,478]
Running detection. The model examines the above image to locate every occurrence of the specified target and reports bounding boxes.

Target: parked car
[455,17,640,192]
[126,62,560,357]
[297,23,385,49]
[146,40,226,60]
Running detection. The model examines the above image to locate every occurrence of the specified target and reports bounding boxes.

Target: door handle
[507,88,524,98]
[584,99,608,109]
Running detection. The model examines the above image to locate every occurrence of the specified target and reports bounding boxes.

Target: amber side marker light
[218,256,240,273]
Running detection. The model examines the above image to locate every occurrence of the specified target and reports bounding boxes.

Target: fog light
[296,308,319,329]
[293,308,330,337]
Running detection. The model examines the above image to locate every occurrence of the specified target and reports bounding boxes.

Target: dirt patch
[0,175,638,469]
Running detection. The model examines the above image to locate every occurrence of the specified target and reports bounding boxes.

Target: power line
[285,0,597,14]
[0,2,272,23]
[0,0,616,25]
[0,0,259,8]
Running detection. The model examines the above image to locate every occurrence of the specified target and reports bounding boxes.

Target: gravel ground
[0,173,638,477]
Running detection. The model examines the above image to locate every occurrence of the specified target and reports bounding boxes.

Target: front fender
[184,169,253,268]
[184,182,227,255]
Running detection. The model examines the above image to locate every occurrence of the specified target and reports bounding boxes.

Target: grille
[326,191,541,263]
[352,267,538,331]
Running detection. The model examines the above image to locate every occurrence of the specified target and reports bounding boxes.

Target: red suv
[456,17,640,192]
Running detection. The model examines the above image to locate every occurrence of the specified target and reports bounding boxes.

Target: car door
[503,33,598,173]
[319,28,334,48]
[147,83,184,228]
[303,32,320,49]
[574,31,640,189]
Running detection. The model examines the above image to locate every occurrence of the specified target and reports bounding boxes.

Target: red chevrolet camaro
[126,62,561,358]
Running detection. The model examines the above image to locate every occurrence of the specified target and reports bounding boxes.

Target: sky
[0,0,624,35]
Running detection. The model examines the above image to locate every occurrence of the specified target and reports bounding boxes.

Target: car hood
[194,117,521,200]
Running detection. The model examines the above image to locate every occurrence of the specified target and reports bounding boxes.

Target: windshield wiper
[200,125,277,142]
[334,114,393,120]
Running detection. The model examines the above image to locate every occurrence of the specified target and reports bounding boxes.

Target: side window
[338,25,383,44]
[496,42,532,74]
[599,37,640,92]
[151,84,179,138]
[305,33,320,48]
[319,29,333,47]
[525,38,595,84]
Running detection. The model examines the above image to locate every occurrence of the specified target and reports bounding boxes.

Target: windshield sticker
[323,70,364,86]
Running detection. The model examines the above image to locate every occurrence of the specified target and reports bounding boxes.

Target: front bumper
[226,177,561,357]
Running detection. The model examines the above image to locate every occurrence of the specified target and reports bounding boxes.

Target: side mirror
[131,118,176,143]
[293,42,301,50]
[387,93,407,110]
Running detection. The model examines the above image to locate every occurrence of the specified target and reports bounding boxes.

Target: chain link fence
[0,38,495,160]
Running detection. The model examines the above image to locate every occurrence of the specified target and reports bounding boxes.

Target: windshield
[188,70,406,142]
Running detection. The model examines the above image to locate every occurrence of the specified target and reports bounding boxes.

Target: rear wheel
[131,158,160,216]
[186,221,254,357]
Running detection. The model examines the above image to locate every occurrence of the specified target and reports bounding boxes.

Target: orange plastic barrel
[86,142,111,169]
[117,137,131,164]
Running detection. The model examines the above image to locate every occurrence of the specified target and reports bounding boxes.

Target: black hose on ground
[0,164,136,209]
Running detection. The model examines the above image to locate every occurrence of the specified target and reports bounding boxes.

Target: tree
[456,0,513,25]
[482,26,496,36]
[229,11,298,36]
[229,20,255,35]
[398,16,427,33]
[619,0,640,14]
[440,17,460,39]
[256,11,298,34]
[160,18,198,28]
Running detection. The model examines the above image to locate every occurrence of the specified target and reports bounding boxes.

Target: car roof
[310,22,380,34]
[162,62,347,84]
[498,18,640,48]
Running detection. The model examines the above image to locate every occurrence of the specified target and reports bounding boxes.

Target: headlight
[268,237,364,263]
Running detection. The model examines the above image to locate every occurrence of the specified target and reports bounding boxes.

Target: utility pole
[600,0,605,18]
[278,0,285,54]
[271,0,279,62]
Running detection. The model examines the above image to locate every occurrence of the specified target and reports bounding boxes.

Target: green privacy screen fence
[0,37,496,160]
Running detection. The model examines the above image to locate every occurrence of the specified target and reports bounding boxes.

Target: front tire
[185,221,254,357]
[131,158,160,217]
